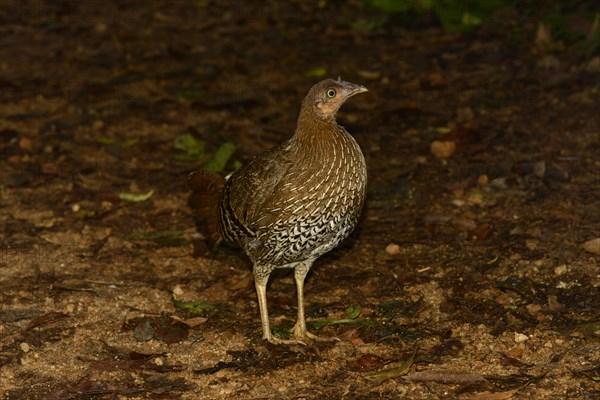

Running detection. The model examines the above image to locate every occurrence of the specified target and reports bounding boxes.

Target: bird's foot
[292,324,340,343]
[265,336,307,346]
[261,330,337,346]
[297,331,340,343]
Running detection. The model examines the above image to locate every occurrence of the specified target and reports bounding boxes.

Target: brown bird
[189,78,368,344]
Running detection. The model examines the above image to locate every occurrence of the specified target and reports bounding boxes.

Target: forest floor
[1,1,599,399]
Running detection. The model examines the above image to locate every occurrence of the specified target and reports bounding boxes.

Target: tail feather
[188,170,225,250]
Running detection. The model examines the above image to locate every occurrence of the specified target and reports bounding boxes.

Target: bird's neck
[292,107,340,145]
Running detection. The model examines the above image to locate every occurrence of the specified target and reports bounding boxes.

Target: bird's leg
[254,274,272,341]
[292,262,339,343]
[254,271,305,345]
[292,263,309,337]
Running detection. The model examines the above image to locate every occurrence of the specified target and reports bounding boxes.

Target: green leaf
[232,160,243,170]
[203,142,236,173]
[172,299,217,317]
[461,12,481,27]
[345,305,361,319]
[311,319,333,330]
[194,0,208,9]
[367,0,504,32]
[370,0,410,13]
[304,67,327,77]
[118,190,155,202]
[96,137,114,144]
[176,88,206,100]
[437,0,504,32]
[173,133,205,161]
[174,133,203,151]
[271,326,293,340]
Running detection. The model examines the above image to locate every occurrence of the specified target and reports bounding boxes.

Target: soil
[1,1,599,399]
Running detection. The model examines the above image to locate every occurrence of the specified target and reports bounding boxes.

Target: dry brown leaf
[228,272,253,291]
[535,22,552,49]
[349,354,385,372]
[338,328,359,342]
[581,238,600,255]
[364,348,416,382]
[465,388,520,400]
[404,370,486,384]
[171,315,208,328]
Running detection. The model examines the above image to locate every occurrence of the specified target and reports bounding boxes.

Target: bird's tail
[188,170,226,250]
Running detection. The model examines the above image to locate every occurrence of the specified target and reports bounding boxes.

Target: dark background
[1,1,599,398]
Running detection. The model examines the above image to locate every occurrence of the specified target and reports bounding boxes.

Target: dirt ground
[1,1,599,399]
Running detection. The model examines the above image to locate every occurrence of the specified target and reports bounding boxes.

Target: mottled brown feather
[188,78,368,343]
[218,79,368,270]
[188,170,225,249]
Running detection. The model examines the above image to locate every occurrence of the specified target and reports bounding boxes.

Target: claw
[292,323,339,343]
[266,336,307,346]
[295,331,340,343]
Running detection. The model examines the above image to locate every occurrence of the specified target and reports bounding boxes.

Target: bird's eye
[326,89,336,98]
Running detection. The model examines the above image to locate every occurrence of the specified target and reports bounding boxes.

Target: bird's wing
[222,143,294,236]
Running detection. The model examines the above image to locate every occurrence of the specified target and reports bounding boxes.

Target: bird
[189,78,368,344]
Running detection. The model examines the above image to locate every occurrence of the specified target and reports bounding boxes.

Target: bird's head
[301,77,368,121]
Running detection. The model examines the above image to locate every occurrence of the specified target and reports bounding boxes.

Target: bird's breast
[250,129,367,265]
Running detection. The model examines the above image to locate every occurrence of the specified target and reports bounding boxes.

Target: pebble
[173,285,184,296]
[514,333,529,343]
[526,304,542,314]
[477,174,489,186]
[92,120,105,130]
[430,140,456,159]
[554,264,568,276]
[19,137,33,151]
[385,243,401,255]
[215,369,227,378]
[20,342,30,352]
[525,239,539,251]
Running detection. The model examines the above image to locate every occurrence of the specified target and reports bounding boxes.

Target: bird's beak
[342,82,368,98]
[352,86,368,95]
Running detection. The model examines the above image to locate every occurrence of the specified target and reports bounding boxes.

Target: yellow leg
[254,272,305,345]
[291,262,339,343]
[254,276,272,341]
[292,264,309,337]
